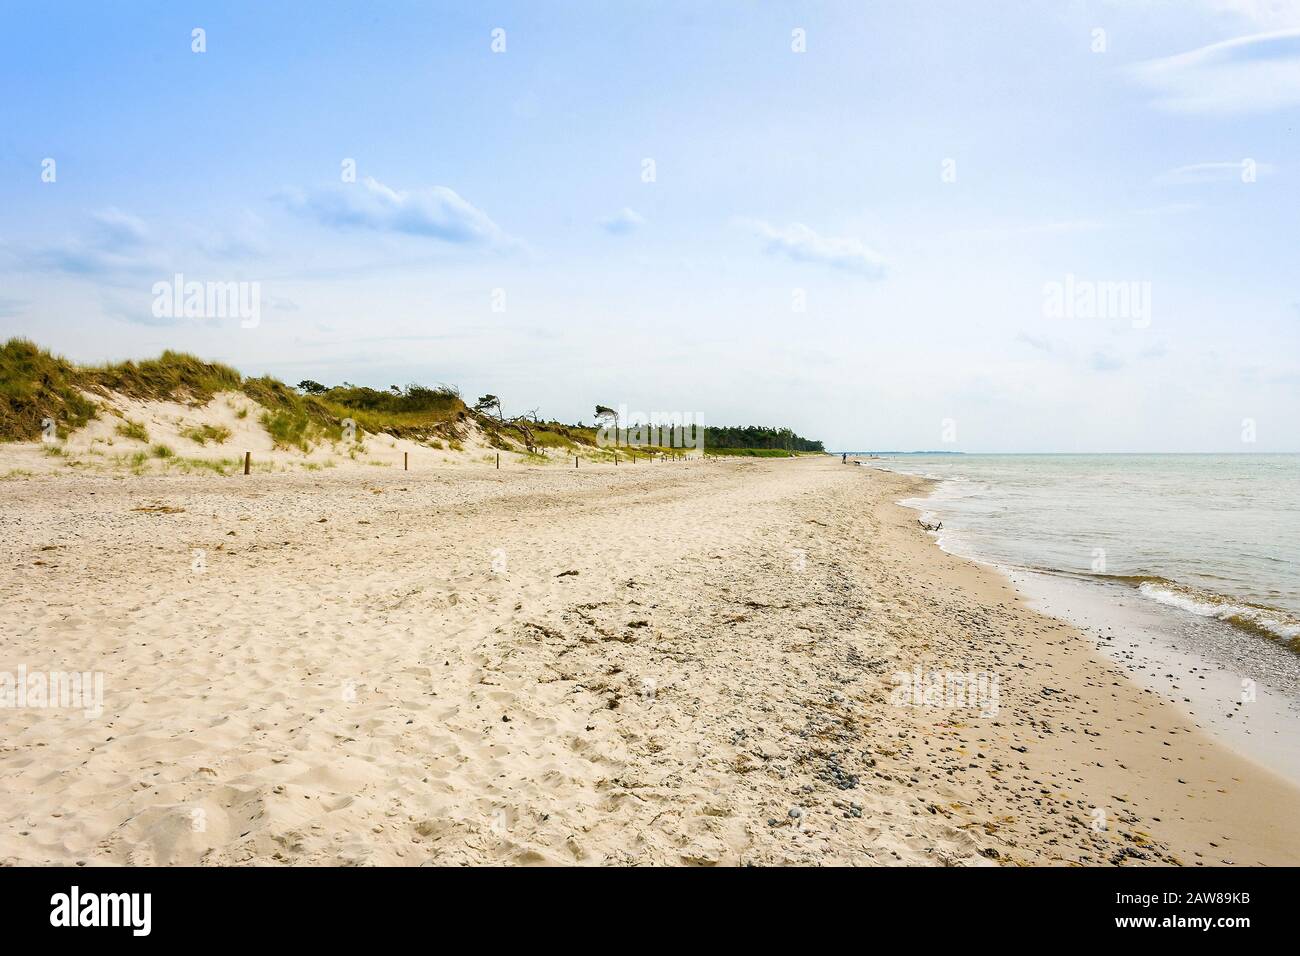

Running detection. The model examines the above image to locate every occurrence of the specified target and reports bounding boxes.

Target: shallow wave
[1066,571,1299,649]
[1135,581,1300,648]
[878,457,1300,656]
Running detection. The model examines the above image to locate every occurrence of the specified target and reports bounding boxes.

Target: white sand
[2,456,1297,865]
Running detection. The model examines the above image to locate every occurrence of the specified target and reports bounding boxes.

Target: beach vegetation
[2,340,827,461]
[0,338,100,440]
[704,425,823,453]
[707,447,795,457]
[172,456,239,475]
[180,423,232,445]
[115,419,150,443]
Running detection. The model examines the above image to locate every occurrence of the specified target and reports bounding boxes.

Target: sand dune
[1,457,1296,865]
[3,389,553,477]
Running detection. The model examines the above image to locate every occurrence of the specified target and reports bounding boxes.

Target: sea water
[865,453,1300,783]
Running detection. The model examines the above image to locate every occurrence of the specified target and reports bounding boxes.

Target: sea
[861,453,1300,784]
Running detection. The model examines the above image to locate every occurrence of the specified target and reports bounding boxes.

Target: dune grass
[180,423,232,445]
[0,339,101,440]
[6,339,629,456]
[91,351,242,401]
[115,419,150,443]
[3,339,825,459]
[0,339,470,449]
[171,456,240,476]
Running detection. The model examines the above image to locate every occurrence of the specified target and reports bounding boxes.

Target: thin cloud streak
[1155,160,1274,184]
[278,177,512,246]
[738,219,888,278]
[1131,29,1300,113]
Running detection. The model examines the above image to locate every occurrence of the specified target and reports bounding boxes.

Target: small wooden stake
[404,452,409,471]
[243,451,251,475]
[575,455,579,468]
[496,453,500,470]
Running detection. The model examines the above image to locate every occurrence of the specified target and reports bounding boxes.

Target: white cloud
[1155,160,1274,184]
[1202,0,1300,28]
[89,208,150,248]
[0,297,29,318]
[269,295,300,312]
[280,177,510,245]
[19,209,163,277]
[1131,29,1300,113]
[954,219,1106,241]
[1105,1,1300,28]
[1133,201,1204,216]
[1016,331,1056,354]
[197,210,271,260]
[12,209,271,280]
[740,219,888,277]
[1089,350,1127,372]
[598,207,645,235]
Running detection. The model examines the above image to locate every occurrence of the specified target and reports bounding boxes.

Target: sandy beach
[2,456,1297,866]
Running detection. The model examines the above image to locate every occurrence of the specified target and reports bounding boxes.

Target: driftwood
[918,518,942,532]
[473,408,539,453]
[507,416,537,453]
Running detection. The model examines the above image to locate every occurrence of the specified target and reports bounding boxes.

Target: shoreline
[877,461,1300,789]
[2,457,1297,864]
[861,467,1300,864]
[1007,567,1300,787]
[871,455,1300,649]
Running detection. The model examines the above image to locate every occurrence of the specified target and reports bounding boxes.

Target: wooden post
[575,455,579,469]
[244,451,251,475]
[404,452,409,471]
[496,453,500,470]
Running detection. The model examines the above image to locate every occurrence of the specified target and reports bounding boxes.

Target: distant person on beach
[842,453,847,463]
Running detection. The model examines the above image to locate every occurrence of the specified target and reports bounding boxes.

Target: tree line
[703,425,823,452]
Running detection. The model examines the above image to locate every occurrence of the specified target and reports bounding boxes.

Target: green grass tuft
[261,408,320,452]
[180,423,232,445]
[0,339,100,440]
[172,456,238,475]
[115,419,150,443]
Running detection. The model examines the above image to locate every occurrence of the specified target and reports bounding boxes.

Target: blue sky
[2,0,1297,451]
